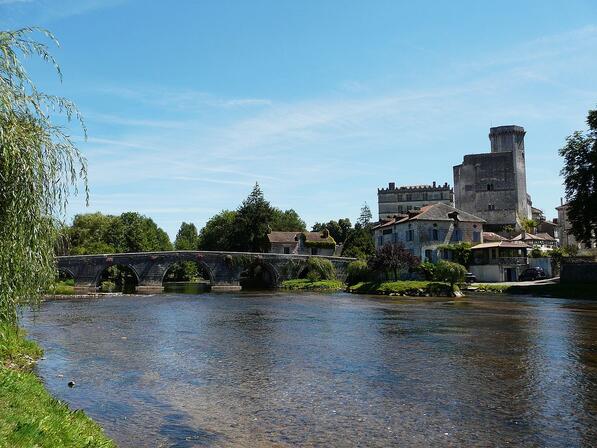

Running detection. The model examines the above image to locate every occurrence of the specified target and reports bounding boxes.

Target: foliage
[341,227,375,259]
[433,260,467,287]
[270,208,306,232]
[347,281,452,296]
[418,261,436,281]
[163,261,206,282]
[230,183,275,252]
[47,281,74,296]
[280,279,344,291]
[174,222,199,250]
[346,260,370,285]
[559,107,597,244]
[99,281,116,293]
[0,28,87,324]
[303,257,336,281]
[438,242,473,267]
[0,325,115,447]
[312,218,352,244]
[357,203,373,229]
[529,248,546,258]
[520,218,537,233]
[198,210,236,251]
[67,211,172,255]
[368,243,420,281]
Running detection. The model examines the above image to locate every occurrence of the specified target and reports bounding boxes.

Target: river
[21,292,597,447]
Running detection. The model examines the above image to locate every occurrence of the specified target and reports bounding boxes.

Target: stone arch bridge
[57,251,354,293]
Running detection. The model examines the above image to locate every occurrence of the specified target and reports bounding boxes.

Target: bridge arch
[95,263,140,293]
[160,259,215,286]
[240,259,280,289]
[56,267,76,281]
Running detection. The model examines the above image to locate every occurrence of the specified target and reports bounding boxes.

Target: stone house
[372,203,485,262]
[556,201,596,249]
[469,241,530,282]
[377,181,454,221]
[268,230,337,256]
[511,232,557,252]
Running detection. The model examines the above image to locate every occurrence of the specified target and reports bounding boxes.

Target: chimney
[432,181,436,188]
[322,228,329,238]
[389,182,395,190]
[560,197,563,206]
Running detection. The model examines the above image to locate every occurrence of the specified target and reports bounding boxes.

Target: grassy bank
[347,280,454,296]
[47,280,75,296]
[473,282,597,299]
[0,324,115,448]
[280,279,344,291]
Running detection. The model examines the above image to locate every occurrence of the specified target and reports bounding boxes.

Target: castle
[453,125,532,232]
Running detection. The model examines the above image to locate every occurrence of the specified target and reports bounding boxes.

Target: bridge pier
[211,283,242,292]
[136,285,164,294]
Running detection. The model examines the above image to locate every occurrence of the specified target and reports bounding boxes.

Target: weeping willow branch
[0,27,87,324]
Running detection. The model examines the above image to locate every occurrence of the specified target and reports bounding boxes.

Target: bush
[418,261,436,280]
[100,281,116,293]
[529,248,545,258]
[303,257,336,281]
[346,260,370,285]
[433,261,467,288]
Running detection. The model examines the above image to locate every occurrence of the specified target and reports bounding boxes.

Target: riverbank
[280,279,344,291]
[347,280,455,296]
[470,282,597,299]
[0,324,115,447]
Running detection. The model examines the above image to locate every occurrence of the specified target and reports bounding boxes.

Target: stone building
[377,181,453,221]
[556,201,596,249]
[453,125,532,232]
[372,203,484,262]
[268,230,338,256]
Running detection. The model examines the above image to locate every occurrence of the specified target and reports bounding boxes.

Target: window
[432,228,439,240]
[487,183,494,191]
[406,230,414,241]
[378,236,383,246]
[283,247,290,254]
[488,204,495,211]
[472,231,481,243]
[311,247,318,255]
[383,229,392,235]
[452,229,462,241]
[406,194,412,201]
[425,249,433,262]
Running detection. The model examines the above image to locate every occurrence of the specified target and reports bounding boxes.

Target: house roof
[482,231,508,242]
[398,203,485,223]
[267,231,335,244]
[471,241,530,250]
[511,232,556,242]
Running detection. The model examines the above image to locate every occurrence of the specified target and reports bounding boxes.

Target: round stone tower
[489,125,526,154]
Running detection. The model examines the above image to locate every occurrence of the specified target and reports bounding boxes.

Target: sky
[1,0,597,239]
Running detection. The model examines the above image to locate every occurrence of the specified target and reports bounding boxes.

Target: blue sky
[1,0,597,238]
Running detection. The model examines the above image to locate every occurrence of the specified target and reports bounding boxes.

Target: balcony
[473,257,528,266]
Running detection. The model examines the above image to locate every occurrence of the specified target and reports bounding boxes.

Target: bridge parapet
[56,251,355,293]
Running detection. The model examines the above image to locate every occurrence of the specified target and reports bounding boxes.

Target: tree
[312,218,352,243]
[433,261,467,289]
[175,222,199,250]
[270,208,306,232]
[368,243,420,280]
[342,227,375,260]
[198,210,237,251]
[0,28,87,323]
[357,203,373,229]
[231,183,275,252]
[560,107,597,244]
[520,218,537,234]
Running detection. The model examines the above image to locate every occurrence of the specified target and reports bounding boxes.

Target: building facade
[268,230,338,256]
[372,203,484,262]
[470,241,529,282]
[377,181,453,221]
[453,125,532,232]
[556,202,596,249]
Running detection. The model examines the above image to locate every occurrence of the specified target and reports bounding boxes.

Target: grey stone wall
[561,261,597,283]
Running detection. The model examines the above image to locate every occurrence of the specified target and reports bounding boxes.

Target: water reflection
[21,293,597,447]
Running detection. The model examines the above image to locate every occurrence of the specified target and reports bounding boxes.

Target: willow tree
[0,28,87,324]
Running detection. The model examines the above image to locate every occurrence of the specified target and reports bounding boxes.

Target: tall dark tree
[357,203,373,229]
[175,222,199,250]
[342,227,375,260]
[198,210,236,251]
[369,243,420,280]
[232,183,275,252]
[560,107,597,244]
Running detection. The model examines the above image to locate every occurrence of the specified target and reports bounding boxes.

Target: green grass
[348,280,453,296]
[0,324,115,448]
[280,279,344,291]
[471,284,511,293]
[47,281,75,296]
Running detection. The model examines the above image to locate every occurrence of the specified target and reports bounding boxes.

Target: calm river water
[21,292,597,447]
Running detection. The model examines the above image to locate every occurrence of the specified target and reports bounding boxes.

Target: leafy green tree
[520,218,537,233]
[270,208,306,231]
[312,218,352,243]
[175,222,199,250]
[68,212,118,255]
[433,261,467,289]
[342,227,375,259]
[198,210,236,250]
[368,243,420,280]
[438,242,473,268]
[0,28,87,323]
[346,260,370,285]
[559,107,597,244]
[231,183,275,252]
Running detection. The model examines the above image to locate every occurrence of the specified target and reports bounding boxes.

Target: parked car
[519,267,546,281]
[464,272,477,283]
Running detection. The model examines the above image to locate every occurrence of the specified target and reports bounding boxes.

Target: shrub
[346,260,370,285]
[437,242,472,267]
[100,281,116,293]
[433,261,467,288]
[304,257,336,281]
[418,261,436,280]
[368,243,420,281]
[529,248,545,258]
